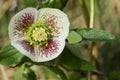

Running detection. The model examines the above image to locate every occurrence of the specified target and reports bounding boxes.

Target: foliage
[0,45,24,66]
[0,0,120,80]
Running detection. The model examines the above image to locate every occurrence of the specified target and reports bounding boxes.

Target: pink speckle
[41,13,62,35]
[13,13,34,37]
[40,40,59,57]
[18,40,34,54]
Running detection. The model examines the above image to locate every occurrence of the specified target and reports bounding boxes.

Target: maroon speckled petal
[33,39,65,62]
[9,8,37,39]
[18,40,35,54]
[40,13,61,36]
[14,13,34,37]
[37,8,69,39]
[15,13,34,30]
[40,40,59,57]
[11,38,65,62]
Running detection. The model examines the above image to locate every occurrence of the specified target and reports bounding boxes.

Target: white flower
[8,7,69,62]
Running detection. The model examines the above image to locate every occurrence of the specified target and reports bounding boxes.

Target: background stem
[89,0,94,28]
[88,0,94,80]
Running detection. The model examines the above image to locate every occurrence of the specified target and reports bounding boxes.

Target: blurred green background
[0,0,120,80]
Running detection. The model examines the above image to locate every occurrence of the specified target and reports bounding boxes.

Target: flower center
[25,22,52,47]
[32,28,47,42]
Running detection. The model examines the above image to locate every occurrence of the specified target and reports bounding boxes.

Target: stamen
[32,27,47,42]
[25,22,52,47]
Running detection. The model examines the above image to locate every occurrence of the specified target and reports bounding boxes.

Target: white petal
[11,39,65,62]
[9,7,37,42]
[37,8,70,39]
[11,40,36,61]
[31,39,65,62]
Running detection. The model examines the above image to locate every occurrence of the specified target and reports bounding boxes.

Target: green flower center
[25,22,52,47]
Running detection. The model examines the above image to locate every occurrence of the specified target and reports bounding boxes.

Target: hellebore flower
[8,8,69,62]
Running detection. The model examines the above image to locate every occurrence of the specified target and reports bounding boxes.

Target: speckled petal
[11,38,65,62]
[31,39,65,62]
[9,8,37,41]
[11,40,35,58]
[37,8,70,39]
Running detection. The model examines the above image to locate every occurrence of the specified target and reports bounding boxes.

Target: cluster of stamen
[32,28,47,42]
[25,22,52,47]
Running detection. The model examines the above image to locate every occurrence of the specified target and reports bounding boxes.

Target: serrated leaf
[59,47,96,71]
[40,0,68,10]
[76,28,115,41]
[67,31,82,43]
[0,45,24,66]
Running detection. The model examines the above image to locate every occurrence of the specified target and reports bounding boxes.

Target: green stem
[89,0,94,28]
[88,0,94,80]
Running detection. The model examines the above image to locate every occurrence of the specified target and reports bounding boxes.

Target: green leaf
[15,66,36,80]
[76,28,115,41]
[59,47,96,71]
[48,66,69,80]
[40,0,68,10]
[0,45,24,66]
[42,66,61,80]
[67,31,82,43]
[12,56,34,67]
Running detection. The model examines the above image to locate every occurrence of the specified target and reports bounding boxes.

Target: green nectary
[25,22,52,47]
